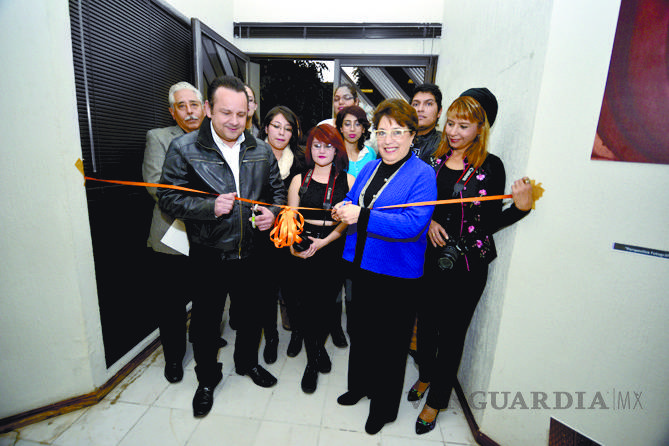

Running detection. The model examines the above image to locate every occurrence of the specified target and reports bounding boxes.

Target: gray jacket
[143,125,185,255]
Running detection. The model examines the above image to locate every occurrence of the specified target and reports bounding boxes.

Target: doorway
[249,56,438,136]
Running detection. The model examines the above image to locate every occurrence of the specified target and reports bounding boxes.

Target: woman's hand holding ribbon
[511,177,534,211]
[333,200,360,225]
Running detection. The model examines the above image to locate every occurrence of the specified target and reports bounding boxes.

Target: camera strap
[452,164,476,197]
[436,150,477,197]
[299,165,338,210]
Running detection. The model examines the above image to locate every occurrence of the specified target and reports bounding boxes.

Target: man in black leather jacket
[410,83,444,164]
[158,76,286,418]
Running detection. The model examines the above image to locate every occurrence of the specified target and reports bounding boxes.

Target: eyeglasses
[269,122,293,133]
[373,128,412,140]
[312,143,335,151]
[334,94,354,102]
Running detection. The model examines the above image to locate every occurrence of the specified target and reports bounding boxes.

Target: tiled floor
[0,320,477,446]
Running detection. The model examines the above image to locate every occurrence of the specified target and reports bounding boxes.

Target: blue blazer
[342,154,437,279]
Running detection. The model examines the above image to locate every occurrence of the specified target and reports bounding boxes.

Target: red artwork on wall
[592,0,669,164]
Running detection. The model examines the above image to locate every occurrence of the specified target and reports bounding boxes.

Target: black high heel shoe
[415,407,440,435]
[407,380,430,402]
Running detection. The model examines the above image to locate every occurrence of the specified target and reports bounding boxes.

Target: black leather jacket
[158,118,287,260]
[411,128,442,164]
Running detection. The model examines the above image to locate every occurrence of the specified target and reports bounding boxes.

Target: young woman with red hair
[287,124,355,394]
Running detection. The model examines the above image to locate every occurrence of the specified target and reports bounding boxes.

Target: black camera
[292,231,313,252]
[437,238,467,271]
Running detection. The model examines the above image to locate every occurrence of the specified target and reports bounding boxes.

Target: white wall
[437,0,669,445]
[434,3,554,429]
[0,0,105,417]
[163,0,234,41]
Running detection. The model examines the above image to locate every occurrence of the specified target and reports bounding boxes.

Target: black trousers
[293,225,345,365]
[253,233,299,339]
[150,251,190,365]
[346,268,417,421]
[253,233,279,340]
[416,254,488,410]
[188,246,269,386]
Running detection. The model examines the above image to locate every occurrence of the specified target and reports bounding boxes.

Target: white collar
[211,122,245,151]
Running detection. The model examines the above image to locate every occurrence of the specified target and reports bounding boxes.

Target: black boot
[301,363,318,393]
[263,334,279,364]
[337,391,365,406]
[316,347,331,373]
[287,331,303,357]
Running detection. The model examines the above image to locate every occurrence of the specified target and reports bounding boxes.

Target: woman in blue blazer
[333,98,437,435]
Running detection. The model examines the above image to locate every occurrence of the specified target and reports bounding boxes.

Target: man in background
[410,83,443,164]
[142,81,211,384]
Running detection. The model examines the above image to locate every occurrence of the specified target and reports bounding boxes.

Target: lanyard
[299,165,338,210]
[436,150,477,197]
[358,156,411,209]
[452,164,476,197]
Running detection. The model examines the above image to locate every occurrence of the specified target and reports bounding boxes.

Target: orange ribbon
[76,159,542,249]
[83,176,217,196]
[377,194,512,209]
[269,208,305,248]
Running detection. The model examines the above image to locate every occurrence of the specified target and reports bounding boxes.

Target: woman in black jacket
[410,88,535,434]
[255,106,306,363]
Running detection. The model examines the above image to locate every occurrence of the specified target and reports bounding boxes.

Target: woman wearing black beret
[410,88,535,434]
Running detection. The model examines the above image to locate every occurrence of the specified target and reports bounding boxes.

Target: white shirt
[211,122,245,194]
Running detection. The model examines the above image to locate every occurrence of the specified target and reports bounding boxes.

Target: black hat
[459,87,498,127]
